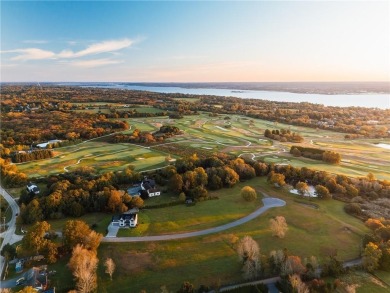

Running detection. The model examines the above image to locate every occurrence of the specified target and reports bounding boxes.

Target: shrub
[241,186,257,202]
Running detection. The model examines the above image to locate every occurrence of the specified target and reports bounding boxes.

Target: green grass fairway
[15,111,390,180]
[17,141,169,177]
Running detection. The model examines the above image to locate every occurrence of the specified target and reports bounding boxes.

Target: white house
[140,178,161,197]
[27,183,40,194]
[112,208,139,228]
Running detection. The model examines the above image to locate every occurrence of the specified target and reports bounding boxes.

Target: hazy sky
[1,1,389,82]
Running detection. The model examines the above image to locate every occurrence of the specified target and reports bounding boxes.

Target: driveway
[102,197,286,243]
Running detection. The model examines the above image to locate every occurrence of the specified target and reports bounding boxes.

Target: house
[27,183,40,194]
[36,139,62,149]
[112,208,139,228]
[140,177,161,198]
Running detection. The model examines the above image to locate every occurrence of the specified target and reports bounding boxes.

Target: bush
[241,186,257,202]
[344,203,361,215]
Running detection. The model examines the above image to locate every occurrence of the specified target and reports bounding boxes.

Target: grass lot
[117,181,262,236]
[374,270,390,287]
[94,177,370,293]
[336,270,389,293]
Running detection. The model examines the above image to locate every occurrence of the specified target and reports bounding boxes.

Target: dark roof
[143,183,152,190]
[120,214,136,221]
[143,179,156,188]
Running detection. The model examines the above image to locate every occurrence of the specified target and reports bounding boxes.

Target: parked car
[16,277,25,285]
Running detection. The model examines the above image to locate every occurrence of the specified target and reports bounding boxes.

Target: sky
[1,1,389,82]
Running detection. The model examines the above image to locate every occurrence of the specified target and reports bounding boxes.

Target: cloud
[70,58,123,68]
[57,39,133,58]
[1,48,56,61]
[1,38,134,62]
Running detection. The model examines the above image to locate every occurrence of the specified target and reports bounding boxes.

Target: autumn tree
[177,281,194,293]
[104,257,116,280]
[363,242,382,272]
[289,274,309,293]
[223,166,240,187]
[63,220,102,252]
[68,244,99,293]
[270,216,288,238]
[241,186,257,202]
[268,172,285,187]
[169,173,183,193]
[295,181,309,196]
[237,236,260,280]
[18,221,58,263]
[315,185,331,199]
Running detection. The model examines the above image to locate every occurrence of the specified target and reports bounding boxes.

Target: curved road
[102,197,286,243]
[0,186,23,275]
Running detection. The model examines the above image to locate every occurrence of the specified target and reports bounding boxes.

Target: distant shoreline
[1,81,389,95]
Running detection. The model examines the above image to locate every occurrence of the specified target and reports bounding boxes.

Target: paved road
[102,197,286,243]
[0,186,23,275]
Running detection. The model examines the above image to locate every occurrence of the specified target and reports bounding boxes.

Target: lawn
[94,177,370,293]
[117,181,263,236]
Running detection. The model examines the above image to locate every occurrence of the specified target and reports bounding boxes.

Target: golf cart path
[102,197,285,243]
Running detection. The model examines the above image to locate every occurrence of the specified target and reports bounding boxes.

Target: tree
[21,221,51,255]
[223,166,239,187]
[268,172,285,187]
[104,257,115,280]
[295,181,309,197]
[177,281,194,293]
[237,236,260,280]
[107,190,126,212]
[315,185,331,199]
[1,243,16,261]
[241,186,257,202]
[63,220,102,252]
[291,147,302,157]
[289,274,309,293]
[363,242,382,272]
[169,173,183,193]
[269,216,288,238]
[68,244,99,293]
[16,287,38,293]
[131,196,144,208]
[322,151,341,164]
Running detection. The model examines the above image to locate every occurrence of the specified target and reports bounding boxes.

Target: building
[140,177,161,198]
[112,209,139,228]
[27,183,40,194]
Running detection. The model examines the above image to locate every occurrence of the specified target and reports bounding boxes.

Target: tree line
[11,149,54,163]
[290,146,342,164]
[264,128,304,143]
[111,125,182,144]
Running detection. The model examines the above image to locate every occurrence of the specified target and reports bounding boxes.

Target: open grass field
[15,111,390,180]
[117,181,262,236]
[94,178,369,292]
